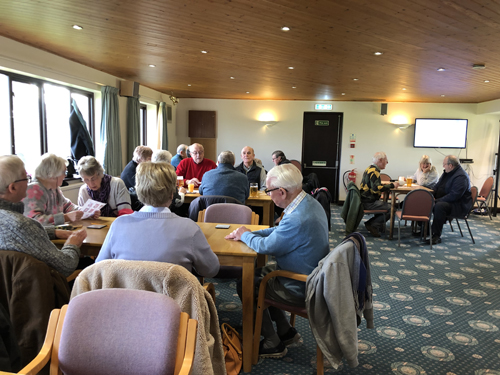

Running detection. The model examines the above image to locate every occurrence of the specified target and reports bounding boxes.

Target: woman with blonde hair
[411,155,439,189]
[95,162,219,277]
[23,153,83,225]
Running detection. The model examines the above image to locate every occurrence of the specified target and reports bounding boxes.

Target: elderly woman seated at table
[95,162,219,277]
[23,153,84,225]
[77,156,132,217]
[411,155,439,189]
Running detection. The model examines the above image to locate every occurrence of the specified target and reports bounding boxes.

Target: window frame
[140,103,147,145]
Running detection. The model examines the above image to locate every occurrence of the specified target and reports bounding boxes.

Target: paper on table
[80,199,106,219]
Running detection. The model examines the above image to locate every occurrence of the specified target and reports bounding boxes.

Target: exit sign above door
[315,104,332,110]
[314,120,330,126]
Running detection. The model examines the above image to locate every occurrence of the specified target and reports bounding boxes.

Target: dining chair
[4,289,198,375]
[475,176,494,220]
[200,203,259,224]
[395,189,435,248]
[380,173,391,183]
[448,186,478,244]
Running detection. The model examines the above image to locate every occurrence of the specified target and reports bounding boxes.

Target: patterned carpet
[208,205,500,374]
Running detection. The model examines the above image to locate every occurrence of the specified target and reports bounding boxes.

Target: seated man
[226,164,329,358]
[235,146,266,190]
[176,143,216,187]
[171,144,188,169]
[271,150,291,166]
[0,155,86,277]
[429,155,472,245]
[360,152,399,237]
[199,151,249,203]
[121,145,153,190]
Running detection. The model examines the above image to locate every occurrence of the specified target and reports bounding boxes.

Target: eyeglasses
[191,151,203,155]
[13,174,32,184]
[264,187,288,195]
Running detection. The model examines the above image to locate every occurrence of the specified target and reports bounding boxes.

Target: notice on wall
[350,155,355,164]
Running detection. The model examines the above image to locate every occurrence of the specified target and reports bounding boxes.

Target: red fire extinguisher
[348,169,357,183]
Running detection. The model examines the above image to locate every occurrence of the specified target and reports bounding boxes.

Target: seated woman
[153,149,186,209]
[96,162,219,277]
[411,155,439,189]
[23,153,84,225]
[77,156,133,217]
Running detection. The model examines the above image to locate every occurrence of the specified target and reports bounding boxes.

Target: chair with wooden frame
[198,203,259,224]
[448,186,478,244]
[3,289,197,375]
[475,176,494,220]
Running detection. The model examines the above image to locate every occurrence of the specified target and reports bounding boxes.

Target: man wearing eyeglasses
[226,164,329,358]
[271,150,291,166]
[175,143,216,187]
[428,155,472,245]
[0,155,87,277]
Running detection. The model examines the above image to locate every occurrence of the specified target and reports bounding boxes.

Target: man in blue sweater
[226,164,329,358]
[199,151,249,203]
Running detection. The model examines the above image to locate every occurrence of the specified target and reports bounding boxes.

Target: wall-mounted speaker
[119,81,140,98]
[380,103,388,116]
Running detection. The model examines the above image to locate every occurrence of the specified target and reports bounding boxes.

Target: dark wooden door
[301,112,343,203]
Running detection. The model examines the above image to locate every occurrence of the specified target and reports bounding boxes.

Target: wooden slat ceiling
[1,0,500,103]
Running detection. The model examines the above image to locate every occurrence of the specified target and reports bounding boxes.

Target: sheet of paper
[80,199,106,219]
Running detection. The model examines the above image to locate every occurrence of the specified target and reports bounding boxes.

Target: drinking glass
[250,183,258,197]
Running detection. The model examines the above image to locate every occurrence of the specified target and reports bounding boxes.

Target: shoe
[259,340,288,358]
[412,231,422,237]
[426,236,441,245]
[365,223,381,238]
[279,327,301,346]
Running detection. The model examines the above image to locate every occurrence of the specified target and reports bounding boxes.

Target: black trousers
[431,201,464,237]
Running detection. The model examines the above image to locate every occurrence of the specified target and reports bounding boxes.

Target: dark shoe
[426,236,441,245]
[259,340,288,358]
[279,327,301,346]
[412,231,422,237]
[365,223,381,238]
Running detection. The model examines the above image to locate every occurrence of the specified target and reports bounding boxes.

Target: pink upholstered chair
[202,203,258,224]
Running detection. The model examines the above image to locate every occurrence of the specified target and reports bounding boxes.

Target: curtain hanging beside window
[157,101,169,151]
[126,96,140,160]
[100,86,122,176]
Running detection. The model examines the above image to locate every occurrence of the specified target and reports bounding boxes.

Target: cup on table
[188,183,195,193]
[406,176,413,187]
[398,176,405,186]
[177,176,184,188]
[250,183,258,198]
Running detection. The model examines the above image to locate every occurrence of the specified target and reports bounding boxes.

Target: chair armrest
[260,270,308,285]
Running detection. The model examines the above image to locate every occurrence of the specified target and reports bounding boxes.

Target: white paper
[80,199,106,219]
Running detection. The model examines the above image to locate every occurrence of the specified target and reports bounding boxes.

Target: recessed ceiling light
[341,93,346,95]
[187,84,191,86]
[281,26,290,31]
[374,52,383,56]
[292,86,296,88]
[288,67,294,69]
[437,67,446,71]
[230,77,235,79]
[484,80,490,83]
[246,91,250,94]
[201,50,208,54]
[441,94,445,97]
[353,78,358,81]
[402,88,406,90]
[148,64,156,68]
[72,25,83,30]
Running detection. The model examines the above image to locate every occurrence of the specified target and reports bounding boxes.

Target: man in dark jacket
[235,146,267,190]
[272,150,291,166]
[429,155,472,245]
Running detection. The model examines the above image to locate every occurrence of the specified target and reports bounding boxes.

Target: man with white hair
[171,144,188,169]
[226,164,329,358]
[0,155,87,277]
[360,151,399,237]
[199,151,249,203]
[176,143,216,187]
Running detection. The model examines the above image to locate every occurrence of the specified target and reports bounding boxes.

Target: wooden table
[184,191,275,226]
[387,184,433,240]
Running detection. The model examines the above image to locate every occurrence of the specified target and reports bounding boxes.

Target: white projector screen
[414,118,468,148]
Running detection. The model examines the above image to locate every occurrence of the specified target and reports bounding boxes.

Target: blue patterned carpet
[208,205,500,374]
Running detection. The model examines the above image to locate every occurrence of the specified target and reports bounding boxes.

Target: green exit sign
[315,120,329,126]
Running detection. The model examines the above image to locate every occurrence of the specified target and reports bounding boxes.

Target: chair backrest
[188,195,243,221]
[466,186,478,218]
[204,203,253,224]
[401,189,435,220]
[479,176,494,198]
[380,173,391,183]
[290,159,302,172]
[57,289,187,375]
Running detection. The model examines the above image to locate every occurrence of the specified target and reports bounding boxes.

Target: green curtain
[159,101,169,150]
[126,96,140,160]
[100,86,122,176]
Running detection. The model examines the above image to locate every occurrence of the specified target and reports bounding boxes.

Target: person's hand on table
[64,210,83,222]
[65,228,87,247]
[55,229,72,239]
[187,178,201,187]
[92,210,101,219]
[393,181,400,188]
[179,186,187,194]
[225,226,250,241]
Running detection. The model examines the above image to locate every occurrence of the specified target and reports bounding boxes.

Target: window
[0,70,94,172]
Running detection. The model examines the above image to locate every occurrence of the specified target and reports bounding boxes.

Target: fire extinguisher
[348,169,357,183]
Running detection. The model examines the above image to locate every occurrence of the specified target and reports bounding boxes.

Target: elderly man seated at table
[360,152,399,237]
[171,144,188,169]
[0,155,87,277]
[235,146,267,190]
[226,164,329,358]
[428,155,472,245]
[176,143,216,188]
[271,150,291,166]
[199,151,249,204]
[96,161,219,277]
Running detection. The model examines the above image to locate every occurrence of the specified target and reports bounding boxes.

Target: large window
[0,70,94,172]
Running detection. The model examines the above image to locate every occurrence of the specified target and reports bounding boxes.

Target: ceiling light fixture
[353,78,358,81]
[201,50,208,54]
[187,84,191,86]
[437,67,446,71]
[292,86,296,88]
[374,52,383,55]
[281,26,290,31]
[402,88,406,90]
[441,94,445,97]
[341,93,346,95]
[169,92,179,105]
[484,80,490,83]
[246,91,250,94]
[230,77,235,79]
[72,25,83,30]
[148,64,156,68]
[288,67,294,69]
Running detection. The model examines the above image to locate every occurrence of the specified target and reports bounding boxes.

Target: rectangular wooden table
[387,184,433,240]
[184,190,275,226]
[54,218,268,373]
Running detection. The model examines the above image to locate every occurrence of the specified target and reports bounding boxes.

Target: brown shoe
[365,223,381,237]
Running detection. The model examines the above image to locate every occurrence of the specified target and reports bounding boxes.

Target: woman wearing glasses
[23,153,84,225]
[77,156,133,217]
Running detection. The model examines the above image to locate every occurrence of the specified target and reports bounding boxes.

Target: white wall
[177,99,500,200]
